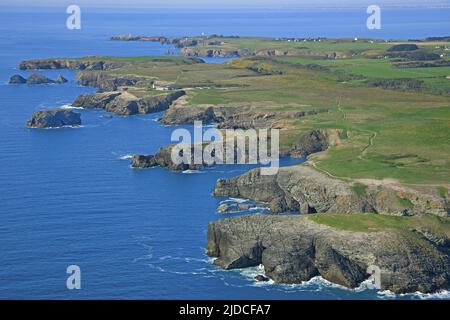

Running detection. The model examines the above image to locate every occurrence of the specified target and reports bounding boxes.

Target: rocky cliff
[72,90,185,116]
[207,214,450,294]
[75,71,150,92]
[214,166,449,216]
[160,103,327,129]
[132,144,203,171]
[19,58,121,71]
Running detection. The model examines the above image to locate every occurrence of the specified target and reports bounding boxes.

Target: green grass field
[88,36,450,186]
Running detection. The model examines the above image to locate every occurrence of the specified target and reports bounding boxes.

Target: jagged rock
[9,74,26,84]
[214,166,448,216]
[55,75,68,83]
[288,130,329,158]
[26,73,55,85]
[131,155,157,168]
[27,109,81,128]
[207,215,450,293]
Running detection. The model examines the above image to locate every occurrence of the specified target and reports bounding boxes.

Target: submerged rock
[207,214,450,294]
[27,109,81,128]
[9,74,26,84]
[26,73,55,85]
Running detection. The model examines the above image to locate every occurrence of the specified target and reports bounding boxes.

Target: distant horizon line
[1,3,450,10]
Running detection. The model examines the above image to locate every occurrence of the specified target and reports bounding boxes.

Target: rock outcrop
[161,103,327,129]
[71,90,185,116]
[214,166,449,216]
[26,73,55,85]
[207,214,450,294]
[19,58,121,71]
[76,71,148,91]
[55,75,68,83]
[132,144,203,171]
[27,109,81,128]
[181,47,243,58]
[9,73,69,85]
[9,74,26,84]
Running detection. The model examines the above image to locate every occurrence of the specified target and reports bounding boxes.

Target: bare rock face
[9,74,27,84]
[207,215,450,294]
[27,109,81,128]
[214,166,449,216]
[104,92,139,115]
[72,92,121,109]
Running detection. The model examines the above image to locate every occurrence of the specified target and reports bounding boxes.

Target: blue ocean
[0,5,449,299]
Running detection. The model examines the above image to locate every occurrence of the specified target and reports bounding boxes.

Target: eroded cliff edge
[214,166,449,217]
[207,214,450,294]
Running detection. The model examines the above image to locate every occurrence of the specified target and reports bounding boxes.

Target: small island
[27,109,81,128]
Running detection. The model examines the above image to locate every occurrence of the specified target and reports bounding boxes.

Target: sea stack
[27,109,81,128]
[26,73,55,85]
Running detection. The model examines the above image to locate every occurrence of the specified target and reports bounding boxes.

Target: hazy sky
[3,0,450,8]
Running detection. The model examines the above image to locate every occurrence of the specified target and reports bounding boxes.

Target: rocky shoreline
[214,166,449,217]
[207,214,450,294]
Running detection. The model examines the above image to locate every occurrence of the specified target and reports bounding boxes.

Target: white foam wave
[118,154,133,160]
[182,169,203,174]
[59,104,84,110]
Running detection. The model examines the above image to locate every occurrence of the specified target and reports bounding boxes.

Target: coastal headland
[17,35,450,293]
